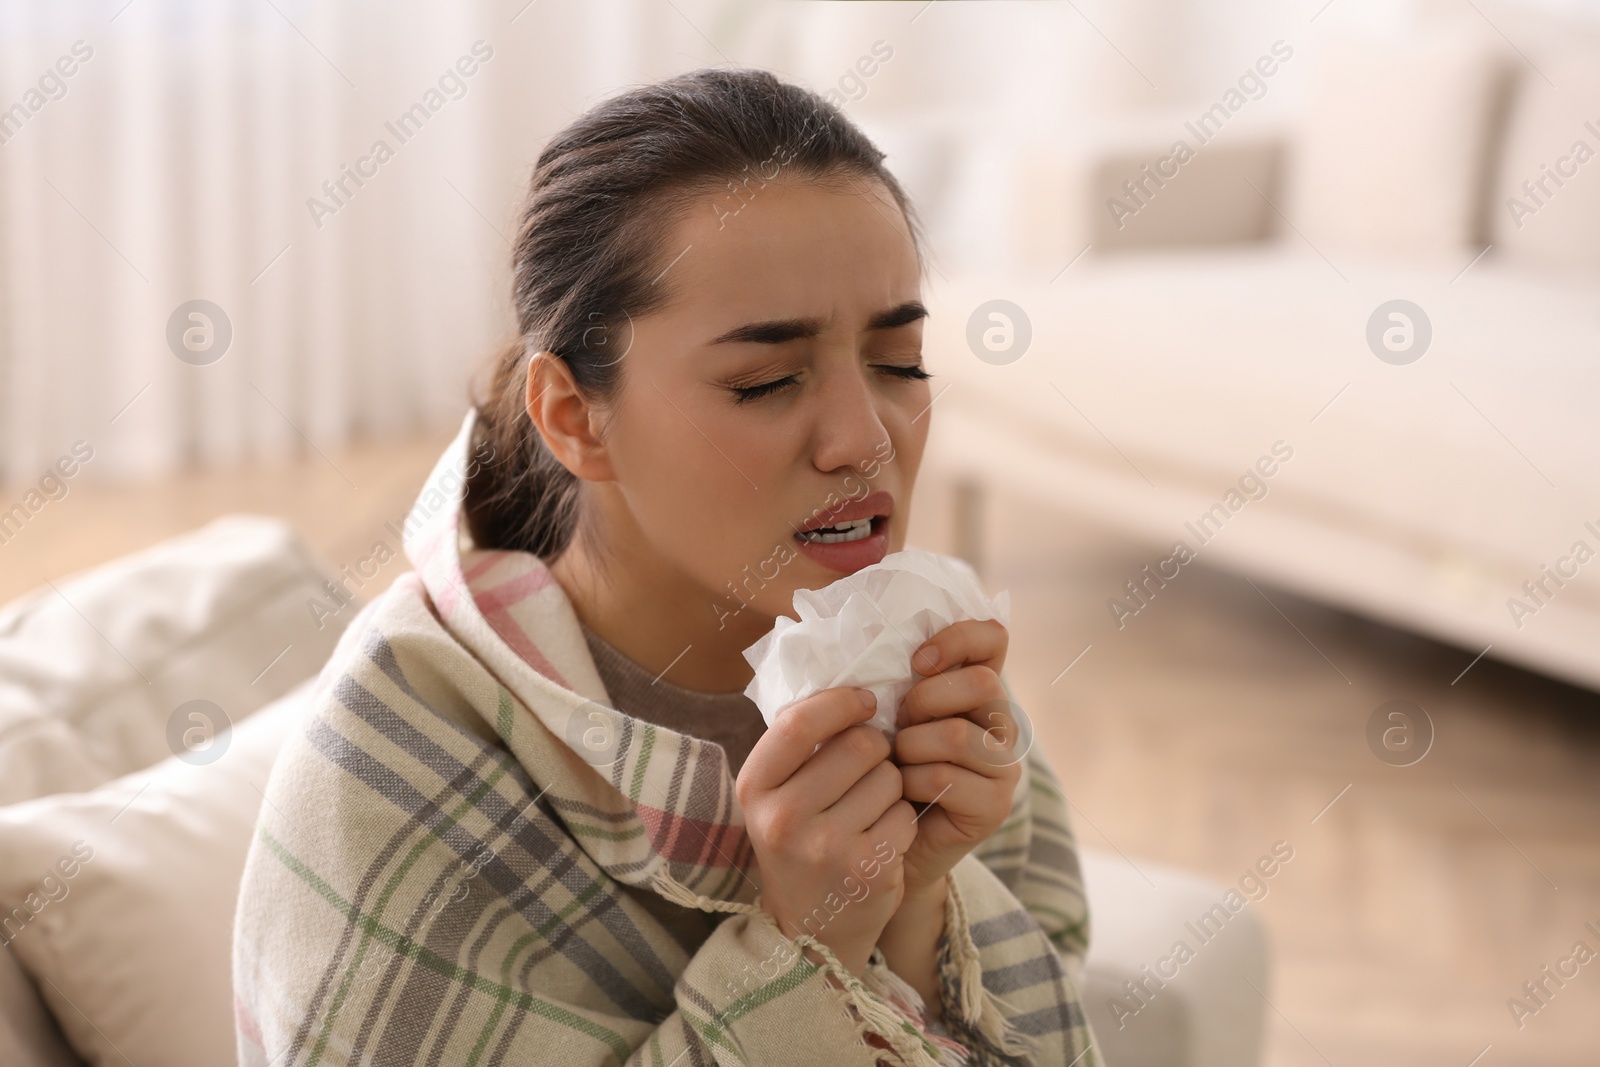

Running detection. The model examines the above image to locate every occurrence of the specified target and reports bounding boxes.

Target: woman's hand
[736,688,919,977]
[890,619,1023,898]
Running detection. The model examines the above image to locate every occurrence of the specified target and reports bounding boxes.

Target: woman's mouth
[796,517,875,544]
[793,492,893,573]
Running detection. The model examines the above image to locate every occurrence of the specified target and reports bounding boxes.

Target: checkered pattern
[231,413,1099,1066]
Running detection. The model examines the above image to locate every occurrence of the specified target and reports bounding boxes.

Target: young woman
[233,68,1096,1067]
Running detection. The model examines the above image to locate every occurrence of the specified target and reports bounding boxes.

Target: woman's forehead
[651,176,920,325]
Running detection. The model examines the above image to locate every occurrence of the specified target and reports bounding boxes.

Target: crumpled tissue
[741,549,1010,737]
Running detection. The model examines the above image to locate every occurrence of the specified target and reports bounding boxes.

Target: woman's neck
[550,527,774,694]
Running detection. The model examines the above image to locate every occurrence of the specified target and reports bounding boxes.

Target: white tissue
[740,549,1010,736]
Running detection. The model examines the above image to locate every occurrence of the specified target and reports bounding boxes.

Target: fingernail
[916,646,940,673]
[858,689,877,710]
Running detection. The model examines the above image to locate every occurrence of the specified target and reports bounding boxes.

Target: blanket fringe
[794,933,946,1067]
[941,873,1031,1059]
[861,960,971,1067]
[861,956,927,1016]
[650,870,762,914]
[651,869,946,1067]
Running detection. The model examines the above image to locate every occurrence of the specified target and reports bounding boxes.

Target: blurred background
[2,1,1598,1065]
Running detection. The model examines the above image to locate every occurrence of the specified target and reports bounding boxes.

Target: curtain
[0,0,639,481]
[1,0,1144,483]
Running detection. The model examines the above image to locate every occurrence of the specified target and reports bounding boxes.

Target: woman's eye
[729,375,798,403]
[728,363,929,403]
[876,363,932,382]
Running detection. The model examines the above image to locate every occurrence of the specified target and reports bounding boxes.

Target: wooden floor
[926,481,1600,1067]
[0,434,457,608]
[4,435,1597,1066]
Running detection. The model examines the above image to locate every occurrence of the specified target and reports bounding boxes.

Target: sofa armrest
[1079,847,1270,1067]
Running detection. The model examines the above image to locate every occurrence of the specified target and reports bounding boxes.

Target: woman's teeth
[797,517,874,544]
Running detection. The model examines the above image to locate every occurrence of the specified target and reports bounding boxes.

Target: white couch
[0,518,1268,1066]
[917,13,1600,692]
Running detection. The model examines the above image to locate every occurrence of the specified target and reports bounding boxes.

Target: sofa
[0,516,1268,1066]
[913,11,1600,692]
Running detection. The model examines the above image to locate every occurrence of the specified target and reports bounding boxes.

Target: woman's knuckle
[799,829,831,867]
[851,723,889,755]
[986,716,1017,750]
[844,726,880,762]
[941,717,971,747]
[891,803,917,847]
[970,663,1001,692]
[766,720,798,755]
[765,803,798,841]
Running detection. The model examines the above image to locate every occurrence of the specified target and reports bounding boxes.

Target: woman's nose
[809,364,891,475]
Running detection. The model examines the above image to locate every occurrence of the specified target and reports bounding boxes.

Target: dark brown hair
[463,66,926,561]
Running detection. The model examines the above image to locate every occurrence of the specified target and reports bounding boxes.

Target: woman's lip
[798,490,895,533]
[793,516,890,574]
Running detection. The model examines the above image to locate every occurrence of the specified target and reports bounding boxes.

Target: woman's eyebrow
[708,300,928,346]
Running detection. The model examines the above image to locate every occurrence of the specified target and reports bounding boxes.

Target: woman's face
[595,172,929,626]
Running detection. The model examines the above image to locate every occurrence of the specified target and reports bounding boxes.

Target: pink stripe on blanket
[475,600,570,688]
[463,550,511,583]
[234,991,265,1050]
[637,805,750,869]
[457,553,569,683]
[407,521,452,569]
[472,569,556,614]
[409,521,467,618]
[431,566,462,619]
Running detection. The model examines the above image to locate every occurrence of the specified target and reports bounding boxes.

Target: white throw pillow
[1492,45,1600,273]
[1286,25,1506,259]
[0,680,305,1067]
[0,516,343,806]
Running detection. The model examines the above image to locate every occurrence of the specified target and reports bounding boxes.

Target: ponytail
[463,339,583,560]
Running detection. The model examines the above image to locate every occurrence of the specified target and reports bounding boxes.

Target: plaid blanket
[232,412,1099,1066]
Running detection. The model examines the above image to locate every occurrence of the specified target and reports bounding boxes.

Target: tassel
[862,952,928,1016]
[863,958,974,1067]
[652,867,950,1066]
[650,869,761,914]
[941,875,1031,1058]
[794,934,945,1067]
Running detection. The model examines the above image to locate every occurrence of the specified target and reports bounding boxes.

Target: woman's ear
[525,351,615,482]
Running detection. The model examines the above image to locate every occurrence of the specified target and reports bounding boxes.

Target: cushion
[0,515,344,806]
[1090,137,1282,252]
[1491,44,1600,273]
[0,679,306,1067]
[1286,24,1508,260]
[0,944,82,1067]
